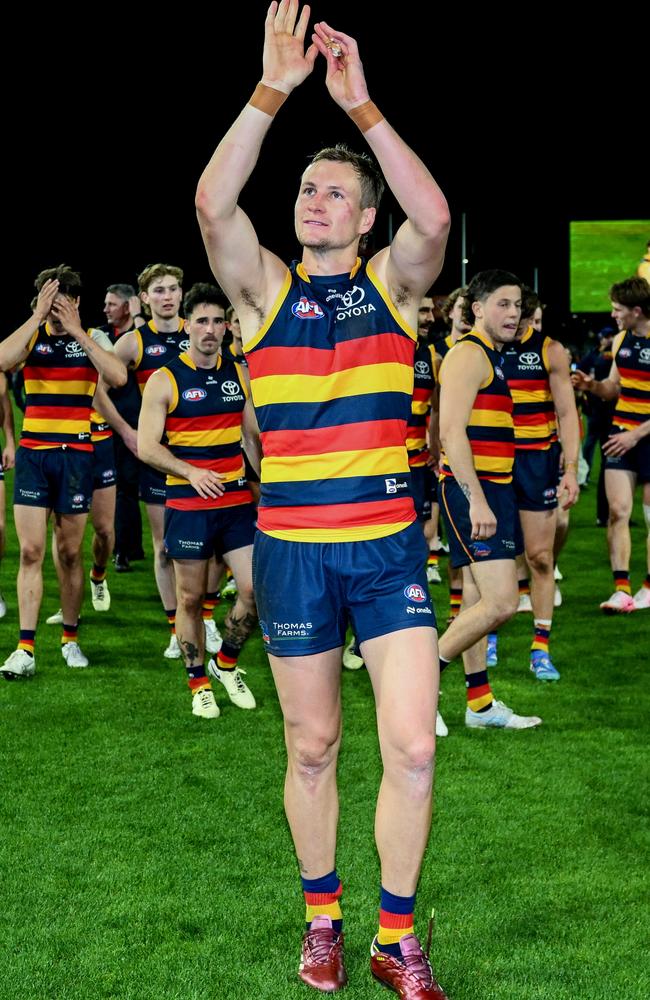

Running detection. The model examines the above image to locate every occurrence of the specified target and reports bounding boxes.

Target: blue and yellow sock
[302,870,343,933]
[376,887,415,957]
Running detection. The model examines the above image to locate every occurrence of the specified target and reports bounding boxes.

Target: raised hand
[312,21,370,110]
[51,295,83,338]
[33,279,59,324]
[262,0,318,92]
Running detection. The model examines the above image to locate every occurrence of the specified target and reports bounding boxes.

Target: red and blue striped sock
[301,870,343,933]
[376,887,415,956]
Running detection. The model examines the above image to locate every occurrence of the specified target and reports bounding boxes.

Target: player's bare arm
[196,0,317,342]
[0,279,59,371]
[548,339,580,508]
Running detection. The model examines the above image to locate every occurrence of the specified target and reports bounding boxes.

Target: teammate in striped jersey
[0,371,16,617]
[572,276,650,612]
[196,5,451,996]
[437,270,542,730]
[502,288,580,681]
[138,284,260,719]
[0,265,126,680]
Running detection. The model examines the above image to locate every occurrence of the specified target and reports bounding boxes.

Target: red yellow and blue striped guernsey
[612,329,650,429]
[502,326,557,450]
[133,320,188,394]
[407,340,436,467]
[244,258,417,542]
[438,330,514,483]
[162,352,253,510]
[20,323,98,451]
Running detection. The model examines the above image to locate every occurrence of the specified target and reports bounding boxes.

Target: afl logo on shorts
[72,493,85,504]
[182,388,207,401]
[415,360,431,375]
[292,297,325,319]
[145,344,166,356]
[543,487,556,499]
[404,583,427,603]
[494,367,505,379]
[35,343,53,354]
[471,542,492,557]
[520,351,540,366]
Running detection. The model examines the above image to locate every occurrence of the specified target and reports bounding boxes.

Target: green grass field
[569,220,649,313]
[1,451,649,999]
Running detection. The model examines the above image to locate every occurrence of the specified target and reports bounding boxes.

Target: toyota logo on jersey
[291,297,325,319]
[221,380,240,396]
[415,360,431,375]
[520,351,540,366]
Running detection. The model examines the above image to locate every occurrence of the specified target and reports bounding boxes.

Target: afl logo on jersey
[415,360,431,376]
[520,352,540,366]
[145,344,166,356]
[35,343,53,354]
[182,388,207,402]
[640,348,650,363]
[404,583,427,603]
[292,297,325,320]
[618,348,631,358]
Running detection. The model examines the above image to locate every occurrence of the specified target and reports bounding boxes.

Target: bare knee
[20,541,45,567]
[177,588,203,619]
[526,547,554,576]
[608,500,631,524]
[486,589,518,628]
[385,733,436,791]
[289,728,340,781]
[57,543,82,571]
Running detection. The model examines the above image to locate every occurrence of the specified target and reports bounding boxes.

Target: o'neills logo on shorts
[404,584,427,603]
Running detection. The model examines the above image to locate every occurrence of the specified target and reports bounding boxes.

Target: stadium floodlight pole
[533,267,539,292]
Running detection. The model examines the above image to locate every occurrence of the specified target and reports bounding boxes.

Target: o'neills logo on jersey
[35,343,53,354]
[145,344,166,356]
[182,388,207,402]
[292,297,325,319]
[404,583,427,603]
[415,360,431,375]
[519,351,541,368]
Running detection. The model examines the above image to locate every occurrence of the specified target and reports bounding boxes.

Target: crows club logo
[291,297,325,319]
[182,388,207,401]
[404,583,427,603]
[415,360,431,375]
[471,542,492,557]
[35,343,53,354]
[520,351,540,366]
[260,621,270,644]
[145,344,166,356]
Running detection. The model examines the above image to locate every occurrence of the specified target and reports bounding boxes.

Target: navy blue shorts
[92,437,117,491]
[164,503,256,561]
[253,520,435,657]
[512,447,560,511]
[139,462,167,505]
[439,477,518,568]
[604,426,650,483]
[14,447,92,514]
[410,465,437,521]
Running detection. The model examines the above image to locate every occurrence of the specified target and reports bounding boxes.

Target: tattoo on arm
[458,481,472,501]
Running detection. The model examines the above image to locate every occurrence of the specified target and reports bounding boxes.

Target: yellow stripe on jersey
[23,418,92,435]
[411,399,430,415]
[166,425,243,448]
[469,409,515,428]
[618,374,650,393]
[511,387,552,403]
[166,465,244,487]
[261,446,410,483]
[24,378,97,395]
[252,363,413,407]
[264,520,414,543]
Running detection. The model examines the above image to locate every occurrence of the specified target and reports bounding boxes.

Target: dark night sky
[5,5,640,342]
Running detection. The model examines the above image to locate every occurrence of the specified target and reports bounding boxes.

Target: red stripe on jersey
[260,419,407,457]
[167,412,242,433]
[23,366,98,381]
[472,394,513,412]
[471,440,515,457]
[249,333,414,377]
[514,411,554,427]
[23,405,91,421]
[257,498,415,531]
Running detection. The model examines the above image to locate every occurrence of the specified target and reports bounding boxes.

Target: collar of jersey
[179,351,222,372]
[296,257,363,283]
